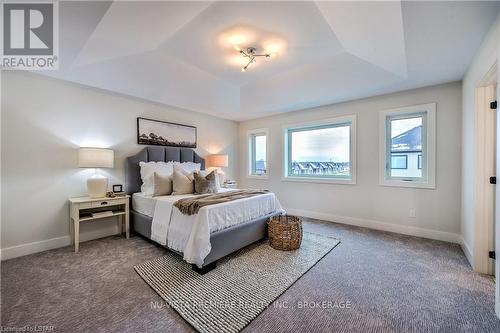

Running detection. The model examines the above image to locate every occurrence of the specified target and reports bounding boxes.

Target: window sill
[281,176,356,185]
[379,179,435,189]
[247,174,269,180]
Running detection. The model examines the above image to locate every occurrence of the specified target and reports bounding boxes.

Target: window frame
[282,115,357,185]
[247,128,269,179]
[379,103,436,189]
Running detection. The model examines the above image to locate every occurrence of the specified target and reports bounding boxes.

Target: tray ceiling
[40,1,499,121]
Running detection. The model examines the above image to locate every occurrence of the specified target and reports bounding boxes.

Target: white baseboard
[1,226,119,261]
[1,210,463,260]
[1,235,71,260]
[285,207,461,244]
[459,237,474,268]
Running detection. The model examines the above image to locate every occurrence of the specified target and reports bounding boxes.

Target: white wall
[1,71,238,259]
[462,14,500,268]
[239,82,462,242]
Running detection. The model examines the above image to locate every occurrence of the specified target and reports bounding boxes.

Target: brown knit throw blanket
[174,189,269,216]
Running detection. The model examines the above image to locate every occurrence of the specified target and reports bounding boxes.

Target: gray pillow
[194,171,218,194]
[152,172,172,197]
[199,169,221,190]
[172,170,194,195]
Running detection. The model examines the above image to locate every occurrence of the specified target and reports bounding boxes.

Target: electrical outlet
[409,209,416,218]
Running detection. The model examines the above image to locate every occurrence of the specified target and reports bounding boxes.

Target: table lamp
[78,148,114,198]
[207,154,228,183]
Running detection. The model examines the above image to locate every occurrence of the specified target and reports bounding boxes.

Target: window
[379,103,436,188]
[248,129,268,178]
[283,115,356,184]
[391,154,408,169]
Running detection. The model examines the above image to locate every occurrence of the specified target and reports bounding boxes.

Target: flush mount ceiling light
[237,46,275,72]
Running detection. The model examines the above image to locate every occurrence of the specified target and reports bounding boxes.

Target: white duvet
[149,189,284,267]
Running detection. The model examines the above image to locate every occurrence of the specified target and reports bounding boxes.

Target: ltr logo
[3,3,54,55]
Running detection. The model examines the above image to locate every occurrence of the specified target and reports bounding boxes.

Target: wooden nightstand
[69,195,130,252]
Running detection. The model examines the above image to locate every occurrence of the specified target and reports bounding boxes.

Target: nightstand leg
[70,218,74,245]
[118,215,123,235]
[125,202,130,239]
[74,219,80,252]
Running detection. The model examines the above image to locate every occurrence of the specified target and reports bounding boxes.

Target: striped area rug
[134,232,340,333]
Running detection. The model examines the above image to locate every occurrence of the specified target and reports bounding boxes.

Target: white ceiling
[42,1,499,121]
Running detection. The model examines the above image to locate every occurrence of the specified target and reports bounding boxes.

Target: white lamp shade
[78,148,114,168]
[207,154,228,168]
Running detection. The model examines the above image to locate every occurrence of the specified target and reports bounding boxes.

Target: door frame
[474,64,497,275]
[473,63,494,275]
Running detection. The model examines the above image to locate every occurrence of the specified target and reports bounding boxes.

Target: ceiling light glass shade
[78,148,114,168]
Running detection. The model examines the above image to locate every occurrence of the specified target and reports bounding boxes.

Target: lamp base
[218,170,226,184]
[87,176,108,198]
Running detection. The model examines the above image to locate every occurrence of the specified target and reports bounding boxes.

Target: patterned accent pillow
[198,169,221,190]
[193,171,218,194]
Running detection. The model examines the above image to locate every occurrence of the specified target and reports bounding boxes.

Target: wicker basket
[268,215,303,251]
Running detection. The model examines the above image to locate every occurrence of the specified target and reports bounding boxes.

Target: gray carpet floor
[1,218,499,332]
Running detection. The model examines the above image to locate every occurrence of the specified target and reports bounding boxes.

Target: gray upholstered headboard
[125,146,205,194]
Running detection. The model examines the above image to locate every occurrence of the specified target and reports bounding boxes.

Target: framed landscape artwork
[137,117,197,148]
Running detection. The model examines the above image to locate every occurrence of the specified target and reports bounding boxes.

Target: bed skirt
[130,210,280,267]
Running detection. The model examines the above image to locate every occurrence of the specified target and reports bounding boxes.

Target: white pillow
[173,161,201,174]
[140,161,174,195]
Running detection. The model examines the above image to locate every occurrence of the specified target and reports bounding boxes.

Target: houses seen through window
[380,103,435,188]
[287,122,352,179]
[388,115,423,179]
[391,155,408,169]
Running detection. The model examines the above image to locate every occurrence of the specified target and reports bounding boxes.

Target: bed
[126,146,284,273]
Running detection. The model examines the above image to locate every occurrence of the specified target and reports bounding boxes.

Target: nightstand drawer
[91,199,127,208]
[92,200,114,208]
[79,202,92,209]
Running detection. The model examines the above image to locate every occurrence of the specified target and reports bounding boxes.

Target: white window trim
[247,128,269,179]
[379,103,436,189]
[282,115,357,185]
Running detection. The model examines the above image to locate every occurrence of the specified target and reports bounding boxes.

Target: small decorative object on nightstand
[69,195,130,252]
[223,180,237,189]
[110,184,127,197]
